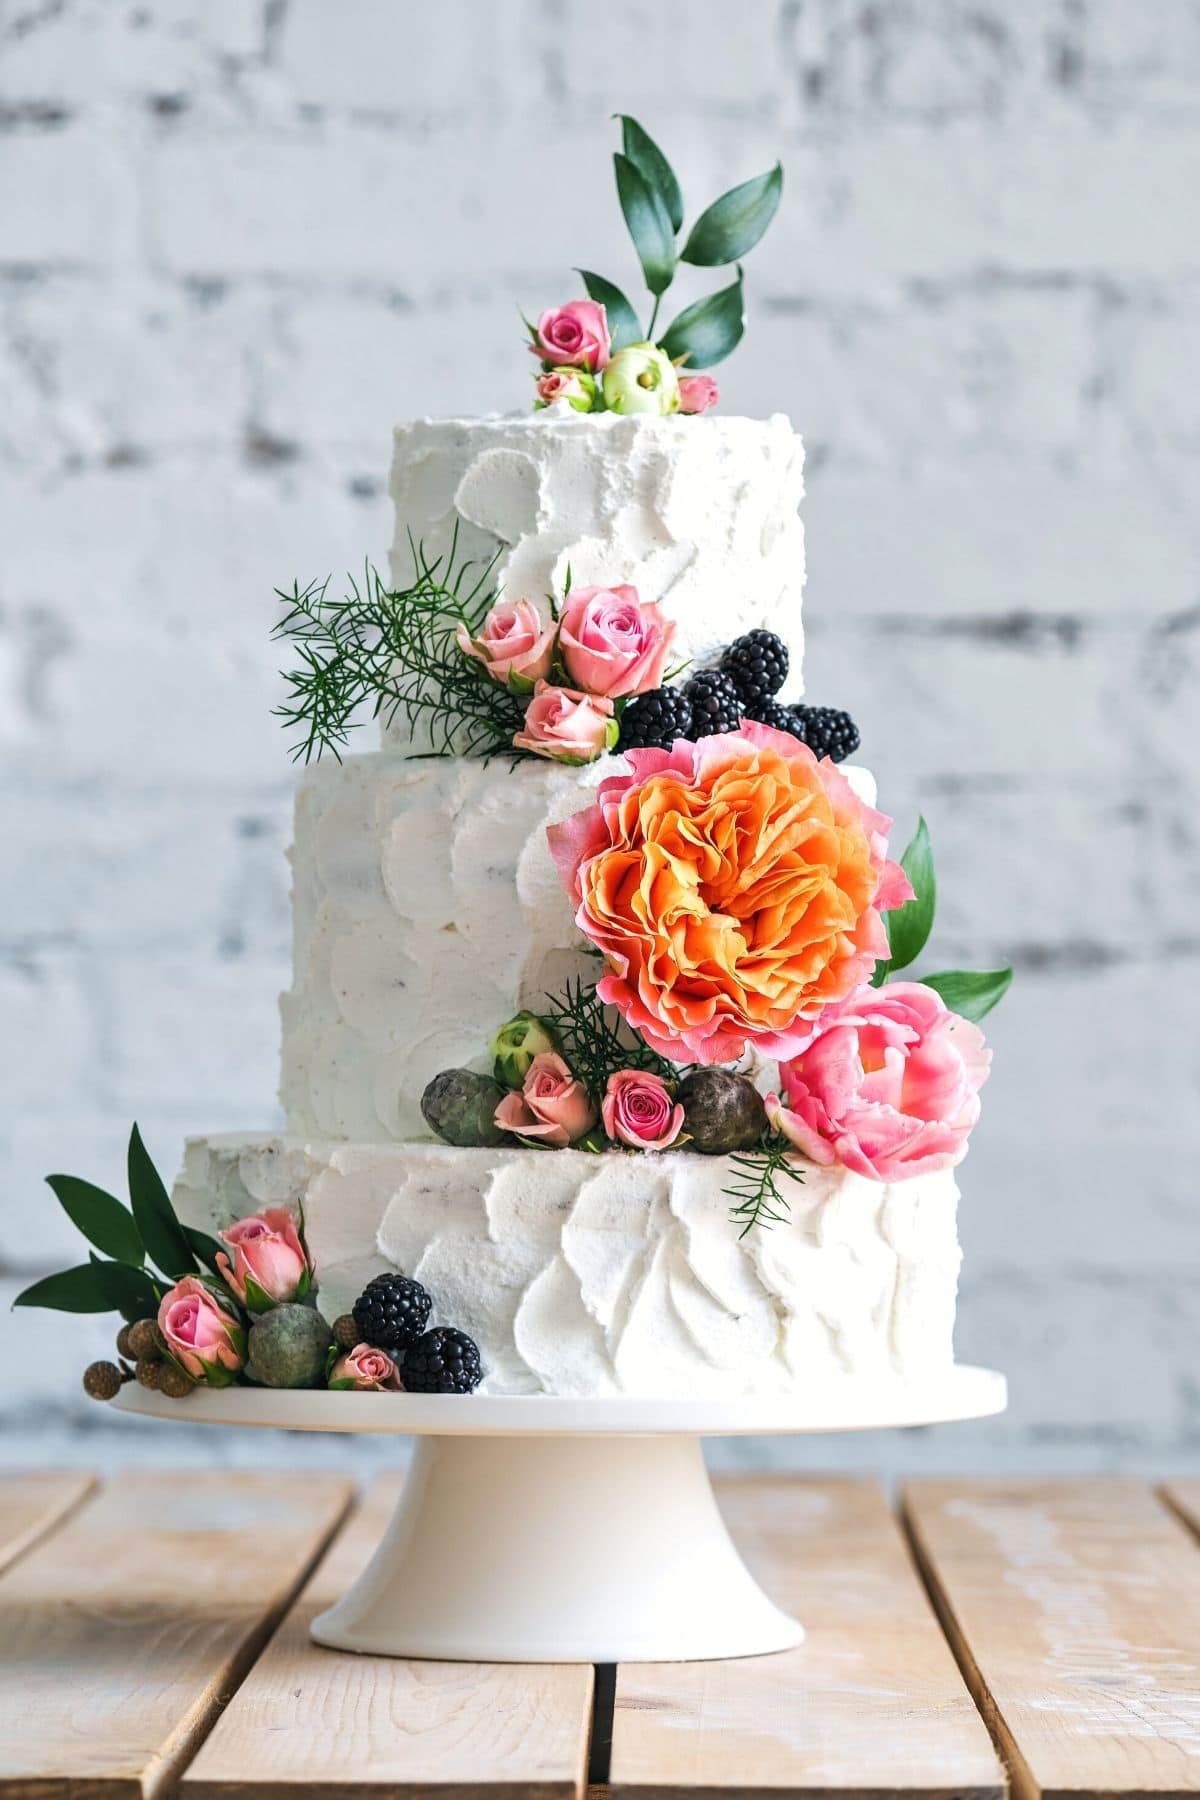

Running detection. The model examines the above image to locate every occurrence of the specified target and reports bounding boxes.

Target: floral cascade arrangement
[525,115,783,417]
[15,1125,484,1403]
[417,721,1011,1231]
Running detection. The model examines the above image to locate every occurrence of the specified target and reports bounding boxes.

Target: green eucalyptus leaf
[89,1255,163,1324]
[681,162,783,266]
[127,1123,196,1280]
[45,1174,144,1265]
[659,268,745,370]
[921,967,1013,1022]
[617,115,684,234]
[14,1263,114,1314]
[882,817,937,973]
[614,153,676,297]
[576,269,642,351]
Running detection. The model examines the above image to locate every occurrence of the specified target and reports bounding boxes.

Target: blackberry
[683,669,743,737]
[352,1273,432,1352]
[402,1327,483,1395]
[721,630,789,708]
[789,704,861,763]
[617,685,693,752]
[744,698,797,735]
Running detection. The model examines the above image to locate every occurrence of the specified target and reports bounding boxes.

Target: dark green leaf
[184,1225,226,1277]
[576,269,642,351]
[659,268,745,370]
[45,1174,144,1265]
[617,115,683,234]
[89,1256,163,1324]
[14,1263,114,1314]
[921,967,1013,1022]
[614,153,676,297]
[881,817,936,974]
[127,1123,196,1280]
[681,162,783,266]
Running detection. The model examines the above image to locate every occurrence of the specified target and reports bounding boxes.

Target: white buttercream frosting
[175,1135,961,1399]
[280,749,878,1144]
[385,412,805,749]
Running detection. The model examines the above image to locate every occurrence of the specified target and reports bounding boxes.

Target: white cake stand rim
[111,1363,1006,1436]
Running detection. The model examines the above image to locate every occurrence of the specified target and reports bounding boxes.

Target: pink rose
[494,1051,598,1147]
[457,598,556,691]
[158,1276,246,1385]
[512,680,616,764]
[678,374,719,415]
[558,584,676,700]
[768,981,991,1182]
[602,1069,684,1151]
[331,1342,403,1391]
[216,1207,310,1312]
[530,300,610,371]
[534,367,598,412]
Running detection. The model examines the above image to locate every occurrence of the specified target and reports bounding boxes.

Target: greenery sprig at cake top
[525,115,783,418]
[16,1124,484,1401]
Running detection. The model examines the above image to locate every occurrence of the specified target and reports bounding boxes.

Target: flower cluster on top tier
[19,1124,484,1400]
[523,115,783,415]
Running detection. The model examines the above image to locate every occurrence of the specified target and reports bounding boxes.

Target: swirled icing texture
[385,411,805,749]
[279,752,878,1145]
[175,1135,961,1398]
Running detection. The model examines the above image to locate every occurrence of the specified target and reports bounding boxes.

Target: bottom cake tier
[174,1135,963,1398]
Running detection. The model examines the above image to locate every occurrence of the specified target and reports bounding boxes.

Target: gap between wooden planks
[609,1475,1004,1800]
[0,1468,353,1800]
[903,1477,1200,1800]
[182,1474,594,1800]
[0,1470,95,1576]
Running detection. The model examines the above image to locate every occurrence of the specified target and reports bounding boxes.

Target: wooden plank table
[4,1472,1200,1799]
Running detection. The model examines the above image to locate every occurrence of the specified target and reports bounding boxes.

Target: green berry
[247,1304,331,1389]
[421,1068,507,1147]
[677,1069,767,1154]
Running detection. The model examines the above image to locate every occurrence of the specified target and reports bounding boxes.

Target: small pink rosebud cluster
[459,582,676,766]
[526,299,719,419]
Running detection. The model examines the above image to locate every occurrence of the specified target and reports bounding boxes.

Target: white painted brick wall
[2,0,1198,1475]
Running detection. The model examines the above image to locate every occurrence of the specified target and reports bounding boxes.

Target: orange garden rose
[548,723,912,1065]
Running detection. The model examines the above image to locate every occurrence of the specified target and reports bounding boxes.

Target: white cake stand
[114,1366,1005,1664]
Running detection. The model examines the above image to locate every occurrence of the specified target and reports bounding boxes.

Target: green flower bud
[602,342,681,417]
[677,1068,767,1154]
[421,1067,507,1146]
[247,1304,331,1389]
[492,1011,561,1088]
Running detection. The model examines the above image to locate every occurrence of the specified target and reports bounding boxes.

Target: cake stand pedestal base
[310,1433,801,1663]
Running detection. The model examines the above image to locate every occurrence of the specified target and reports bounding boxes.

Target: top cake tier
[384,411,805,748]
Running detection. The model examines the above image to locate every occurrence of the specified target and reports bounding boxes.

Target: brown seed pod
[332,1313,360,1350]
[115,1322,137,1360]
[157,1362,195,1400]
[127,1317,162,1361]
[135,1356,164,1390]
[83,1361,123,1402]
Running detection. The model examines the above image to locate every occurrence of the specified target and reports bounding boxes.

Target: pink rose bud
[768,981,991,1182]
[678,374,720,415]
[558,584,676,700]
[216,1208,311,1312]
[530,299,611,371]
[157,1276,246,1385]
[535,367,598,413]
[331,1342,403,1391]
[602,1069,685,1151]
[494,1051,598,1147]
[457,598,556,692]
[512,680,618,764]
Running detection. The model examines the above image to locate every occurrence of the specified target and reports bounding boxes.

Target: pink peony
[331,1342,403,1391]
[216,1208,310,1312]
[494,1051,598,1147]
[512,681,616,764]
[548,722,912,1066]
[158,1276,246,1385]
[678,374,719,415]
[530,300,610,371]
[602,1069,684,1151]
[457,598,556,690]
[558,584,676,700]
[767,981,991,1182]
